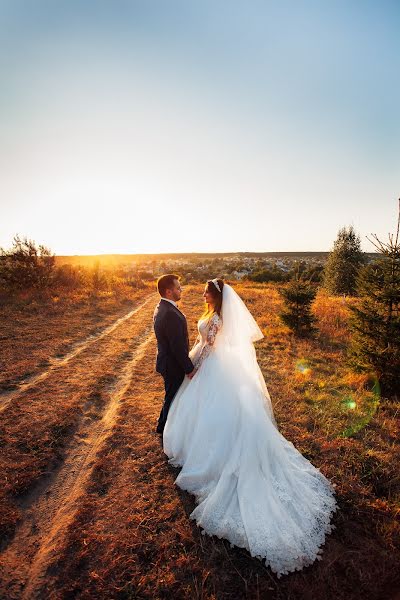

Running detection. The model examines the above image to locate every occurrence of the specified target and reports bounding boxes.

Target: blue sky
[0,0,399,254]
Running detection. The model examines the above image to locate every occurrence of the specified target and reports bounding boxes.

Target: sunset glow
[1,1,399,255]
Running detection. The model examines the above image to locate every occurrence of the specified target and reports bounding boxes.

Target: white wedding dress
[163,284,338,578]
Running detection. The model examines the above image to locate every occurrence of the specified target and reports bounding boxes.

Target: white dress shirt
[161,297,178,308]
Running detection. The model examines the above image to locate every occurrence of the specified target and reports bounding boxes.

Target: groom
[153,274,195,434]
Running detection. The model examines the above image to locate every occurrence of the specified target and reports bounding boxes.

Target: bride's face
[203,285,215,306]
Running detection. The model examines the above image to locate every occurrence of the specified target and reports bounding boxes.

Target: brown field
[0,282,399,599]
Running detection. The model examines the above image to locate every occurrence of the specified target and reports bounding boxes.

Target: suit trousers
[157,371,185,432]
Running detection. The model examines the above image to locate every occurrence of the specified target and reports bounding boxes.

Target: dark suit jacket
[153,299,194,379]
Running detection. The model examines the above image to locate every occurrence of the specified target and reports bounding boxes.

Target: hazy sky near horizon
[1,0,399,254]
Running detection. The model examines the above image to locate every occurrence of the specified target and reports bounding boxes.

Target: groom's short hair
[157,274,180,296]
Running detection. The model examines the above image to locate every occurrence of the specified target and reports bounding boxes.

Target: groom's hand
[187,369,196,380]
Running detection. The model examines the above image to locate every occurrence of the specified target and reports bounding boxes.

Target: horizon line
[54,250,379,257]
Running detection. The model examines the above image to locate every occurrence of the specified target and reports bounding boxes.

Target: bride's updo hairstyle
[202,278,224,318]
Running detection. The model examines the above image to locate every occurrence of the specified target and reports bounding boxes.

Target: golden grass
[0,282,399,599]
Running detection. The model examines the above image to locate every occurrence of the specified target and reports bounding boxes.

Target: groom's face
[168,278,182,302]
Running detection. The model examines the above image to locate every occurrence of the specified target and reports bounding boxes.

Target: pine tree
[347,201,400,396]
[323,225,366,295]
[278,279,317,336]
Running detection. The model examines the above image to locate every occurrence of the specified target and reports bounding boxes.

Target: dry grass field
[0,282,399,599]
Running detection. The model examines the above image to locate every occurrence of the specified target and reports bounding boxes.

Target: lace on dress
[193,313,222,371]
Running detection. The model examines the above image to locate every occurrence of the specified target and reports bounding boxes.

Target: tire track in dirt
[0,294,156,414]
[0,327,155,599]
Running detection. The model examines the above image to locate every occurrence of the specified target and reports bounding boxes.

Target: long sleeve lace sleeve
[192,332,201,349]
[193,313,222,371]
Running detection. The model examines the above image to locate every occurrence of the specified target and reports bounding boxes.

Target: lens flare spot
[341,395,357,410]
[295,358,312,376]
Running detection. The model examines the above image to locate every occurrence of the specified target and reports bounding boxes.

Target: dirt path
[0,295,157,598]
[0,295,155,414]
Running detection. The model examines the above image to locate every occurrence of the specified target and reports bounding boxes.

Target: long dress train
[163,311,338,578]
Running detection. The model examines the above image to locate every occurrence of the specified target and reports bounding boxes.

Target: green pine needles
[347,201,400,396]
[323,225,366,296]
[278,279,317,336]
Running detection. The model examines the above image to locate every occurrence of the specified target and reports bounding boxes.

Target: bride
[163,278,338,578]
